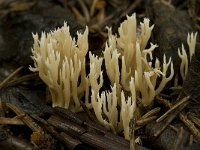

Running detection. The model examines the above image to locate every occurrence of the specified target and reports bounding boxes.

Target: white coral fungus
[30,13,180,141]
[30,23,89,112]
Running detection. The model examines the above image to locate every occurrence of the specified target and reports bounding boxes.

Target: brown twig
[48,115,130,150]
[6,103,42,132]
[141,107,160,119]
[7,72,39,87]
[53,107,83,125]
[32,115,82,150]
[156,96,190,122]
[179,113,200,141]
[156,95,172,108]
[0,66,24,89]
[135,107,160,129]
[0,117,24,125]
[54,107,107,134]
[154,100,189,137]
[136,116,158,126]
[188,113,200,129]
[169,124,178,132]
[156,96,200,141]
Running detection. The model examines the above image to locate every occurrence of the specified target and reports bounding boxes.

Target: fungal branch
[178,32,197,81]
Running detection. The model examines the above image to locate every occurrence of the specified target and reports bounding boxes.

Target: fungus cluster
[30,14,197,140]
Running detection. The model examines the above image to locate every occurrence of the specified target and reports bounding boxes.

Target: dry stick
[156,96,200,141]
[48,115,129,150]
[135,107,160,130]
[0,117,24,125]
[135,118,158,130]
[140,107,160,119]
[179,113,200,141]
[32,115,82,150]
[136,116,158,126]
[104,132,129,147]
[158,93,171,99]
[54,107,107,134]
[188,113,200,129]
[7,72,38,86]
[169,124,179,132]
[60,132,82,150]
[0,66,24,89]
[53,107,83,125]
[156,95,172,107]
[154,100,189,137]
[6,103,42,132]
[53,107,130,148]
[156,96,190,122]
